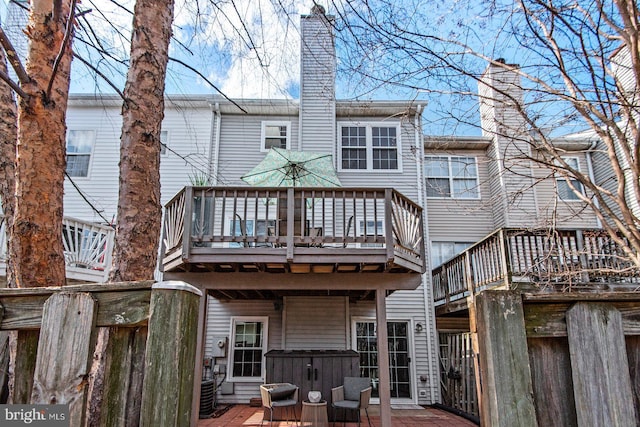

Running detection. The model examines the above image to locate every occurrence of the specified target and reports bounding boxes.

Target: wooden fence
[438,332,478,418]
[1,281,201,426]
[474,290,640,426]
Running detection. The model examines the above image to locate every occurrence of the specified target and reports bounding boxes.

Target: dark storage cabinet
[265,350,360,421]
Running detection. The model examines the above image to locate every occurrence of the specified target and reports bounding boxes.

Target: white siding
[284,296,347,350]
[64,98,212,223]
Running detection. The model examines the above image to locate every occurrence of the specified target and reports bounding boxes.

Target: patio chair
[331,377,372,427]
[260,383,299,426]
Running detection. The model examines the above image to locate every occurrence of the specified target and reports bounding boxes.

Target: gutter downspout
[414,104,437,404]
[209,102,221,185]
[585,140,602,228]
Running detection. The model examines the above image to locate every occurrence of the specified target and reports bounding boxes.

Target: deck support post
[375,288,392,427]
[476,290,537,427]
[190,287,208,427]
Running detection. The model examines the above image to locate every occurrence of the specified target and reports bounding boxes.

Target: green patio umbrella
[241,147,341,187]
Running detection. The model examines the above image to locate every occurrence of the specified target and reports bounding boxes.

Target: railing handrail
[161,186,425,272]
[0,214,115,280]
[433,227,640,304]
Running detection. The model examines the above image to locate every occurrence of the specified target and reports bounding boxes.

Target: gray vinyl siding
[479,65,539,227]
[531,151,600,228]
[300,13,336,153]
[216,113,299,185]
[387,285,438,404]
[283,296,347,350]
[425,149,495,243]
[204,298,283,404]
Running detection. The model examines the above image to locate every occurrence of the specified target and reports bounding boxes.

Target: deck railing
[433,228,640,305]
[0,215,115,283]
[162,186,425,272]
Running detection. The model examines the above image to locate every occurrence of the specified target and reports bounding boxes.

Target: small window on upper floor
[338,123,401,171]
[425,156,479,199]
[160,130,169,155]
[262,122,290,151]
[557,157,584,201]
[66,130,95,178]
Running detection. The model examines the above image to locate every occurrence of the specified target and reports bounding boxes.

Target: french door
[354,321,411,399]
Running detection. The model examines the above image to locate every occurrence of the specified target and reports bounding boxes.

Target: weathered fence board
[566,302,638,426]
[140,282,201,426]
[0,282,153,330]
[527,337,577,427]
[476,290,538,427]
[626,336,640,420]
[13,330,38,403]
[0,280,201,426]
[524,300,640,338]
[101,327,148,427]
[30,292,97,427]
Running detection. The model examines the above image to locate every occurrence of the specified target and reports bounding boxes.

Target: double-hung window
[339,123,401,171]
[229,317,268,381]
[262,122,290,151]
[431,241,473,267]
[557,157,584,201]
[160,130,169,155]
[424,156,479,199]
[66,130,95,177]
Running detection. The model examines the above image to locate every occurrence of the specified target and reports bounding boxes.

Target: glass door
[355,321,411,399]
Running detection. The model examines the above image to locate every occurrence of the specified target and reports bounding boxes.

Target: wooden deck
[198,404,478,427]
[161,186,425,275]
[433,228,640,315]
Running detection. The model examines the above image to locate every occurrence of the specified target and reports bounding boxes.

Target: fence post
[30,292,97,426]
[476,290,537,427]
[566,302,637,425]
[140,281,202,427]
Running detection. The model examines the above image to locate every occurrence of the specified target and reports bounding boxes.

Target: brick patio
[198,404,478,427]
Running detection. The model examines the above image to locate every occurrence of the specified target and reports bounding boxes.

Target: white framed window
[424,156,479,199]
[228,316,268,381]
[359,220,384,247]
[160,130,169,155]
[557,157,584,201]
[261,121,290,151]
[431,241,473,267]
[338,122,401,171]
[66,130,95,177]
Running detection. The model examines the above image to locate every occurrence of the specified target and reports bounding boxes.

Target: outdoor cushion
[271,398,297,407]
[333,400,360,410]
[344,377,370,401]
[269,384,297,401]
